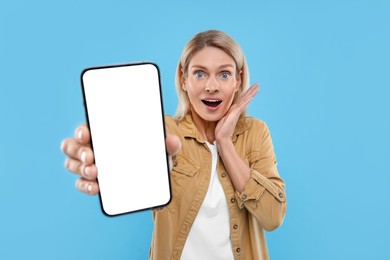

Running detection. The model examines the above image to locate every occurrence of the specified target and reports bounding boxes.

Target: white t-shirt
[181,141,234,260]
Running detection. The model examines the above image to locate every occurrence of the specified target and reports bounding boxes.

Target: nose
[205,76,219,93]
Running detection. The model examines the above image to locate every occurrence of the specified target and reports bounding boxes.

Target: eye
[220,72,231,79]
[194,71,206,79]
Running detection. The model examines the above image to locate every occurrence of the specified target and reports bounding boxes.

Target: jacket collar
[178,112,250,143]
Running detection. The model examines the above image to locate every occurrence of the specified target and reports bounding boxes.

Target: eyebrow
[190,64,235,70]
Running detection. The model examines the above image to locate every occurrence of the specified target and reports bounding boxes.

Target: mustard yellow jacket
[150,113,287,260]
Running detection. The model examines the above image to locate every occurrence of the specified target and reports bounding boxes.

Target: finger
[74,123,92,146]
[235,83,259,105]
[166,135,181,156]
[237,83,260,108]
[65,157,84,175]
[65,157,98,180]
[61,138,95,165]
[239,95,256,112]
[250,82,260,90]
[61,138,82,160]
[76,178,99,195]
[242,83,260,100]
[84,164,98,180]
[240,89,258,107]
[78,146,95,165]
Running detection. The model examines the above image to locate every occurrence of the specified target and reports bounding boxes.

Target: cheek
[228,81,239,96]
[184,84,199,102]
[186,80,203,94]
[223,91,235,108]
[224,84,239,106]
[234,77,241,92]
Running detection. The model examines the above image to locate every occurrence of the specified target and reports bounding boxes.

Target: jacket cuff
[235,169,286,209]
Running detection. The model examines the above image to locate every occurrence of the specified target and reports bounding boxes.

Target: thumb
[166,135,181,156]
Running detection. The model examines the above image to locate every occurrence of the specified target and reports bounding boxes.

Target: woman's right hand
[61,124,99,195]
[61,124,182,195]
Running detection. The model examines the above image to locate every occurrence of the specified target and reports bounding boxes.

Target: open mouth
[201,99,222,108]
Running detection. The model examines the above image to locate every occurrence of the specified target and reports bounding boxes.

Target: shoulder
[235,117,276,157]
[237,116,269,135]
[164,115,184,138]
[164,115,176,126]
[164,115,177,132]
[234,116,273,147]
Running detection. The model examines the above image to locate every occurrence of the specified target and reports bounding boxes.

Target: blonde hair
[174,30,250,120]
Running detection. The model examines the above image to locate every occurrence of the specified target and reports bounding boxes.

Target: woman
[61,30,286,260]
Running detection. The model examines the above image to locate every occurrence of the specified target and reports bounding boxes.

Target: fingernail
[87,184,92,193]
[77,129,83,140]
[61,140,66,152]
[81,151,86,163]
[84,166,89,177]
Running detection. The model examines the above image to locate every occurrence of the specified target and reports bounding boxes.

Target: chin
[199,112,225,122]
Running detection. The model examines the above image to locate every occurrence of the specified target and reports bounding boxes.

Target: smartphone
[80,62,171,216]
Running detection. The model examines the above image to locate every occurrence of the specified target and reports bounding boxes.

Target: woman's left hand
[215,83,259,142]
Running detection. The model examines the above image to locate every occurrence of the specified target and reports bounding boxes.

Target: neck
[190,108,217,143]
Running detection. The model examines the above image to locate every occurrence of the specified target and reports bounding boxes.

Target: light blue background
[1,0,389,259]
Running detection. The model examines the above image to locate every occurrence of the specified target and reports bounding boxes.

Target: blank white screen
[82,63,170,216]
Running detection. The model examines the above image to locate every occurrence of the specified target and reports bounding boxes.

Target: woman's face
[182,47,241,122]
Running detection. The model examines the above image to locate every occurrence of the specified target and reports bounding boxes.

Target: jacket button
[241,194,247,200]
[233,224,238,229]
[236,247,241,253]
[173,161,178,167]
[278,192,284,199]
[231,198,236,203]
[221,172,226,178]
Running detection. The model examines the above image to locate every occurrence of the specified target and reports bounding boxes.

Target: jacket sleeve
[234,121,287,231]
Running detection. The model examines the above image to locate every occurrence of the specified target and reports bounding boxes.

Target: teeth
[204,100,220,102]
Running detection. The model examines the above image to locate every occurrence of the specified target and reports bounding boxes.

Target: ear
[181,70,187,91]
[235,70,242,92]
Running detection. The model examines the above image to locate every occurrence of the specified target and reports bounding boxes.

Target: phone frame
[80,62,171,216]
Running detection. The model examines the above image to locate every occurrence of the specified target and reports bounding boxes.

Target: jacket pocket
[167,154,200,213]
